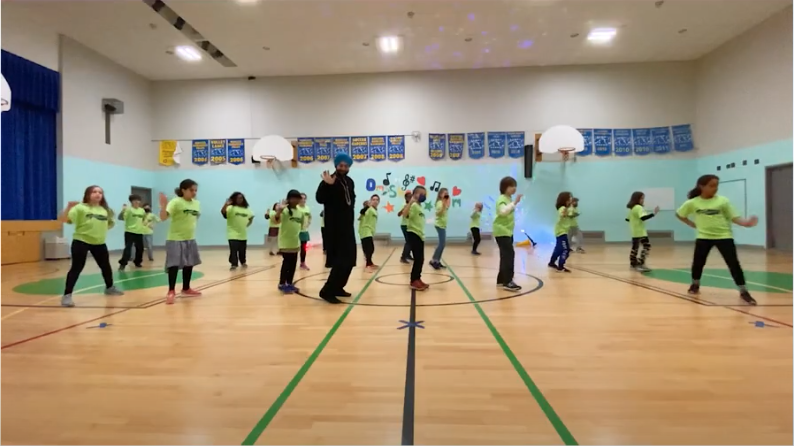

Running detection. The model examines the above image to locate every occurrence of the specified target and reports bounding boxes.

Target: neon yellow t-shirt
[358,207,378,238]
[166,197,200,241]
[470,210,481,229]
[278,207,304,250]
[122,207,146,234]
[492,195,514,237]
[554,206,569,237]
[407,202,425,241]
[142,213,159,235]
[676,195,738,239]
[297,204,311,232]
[268,209,280,228]
[568,206,580,227]
[226,205,253,241]
[628,205,649,238]
[68,204,114,245]
[434,201,448,229]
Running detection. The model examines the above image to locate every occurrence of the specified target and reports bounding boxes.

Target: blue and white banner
[578,129,593,156]
[314,137,332,163]
[593,129,612,156]
[351,136,369,162]
[632,129,652,156]
[429,133,446,160]
[448,133,464,160]
[506,131,525,159]
[651,127,671,154]
[227,139,245,165]
[387,135,405,161]
[297,138,315,164]
[191,139,208,165]
[369,136,386,162]
[487,132,506,158]
[672,124,694,152]
[332,137,350,159]
[210,139,227,165]
[613,129,633,157]
[467,132,485,159]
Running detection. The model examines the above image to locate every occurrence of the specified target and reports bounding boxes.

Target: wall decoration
[632,129,652,156]
[613,129,633,157]
[593,129,613,156]
[506,132,525,159]
[369,136,387,162]
[467,132,485,159]
[651,127,672,154]
[159,140,178,166]
[332,137,351,158]
[448,133,464,160]
[351,136,369,161]
[383,202,395,213]
[577,129,593,156]
[487,131,506,158]
[387,135,405,161]
[314,137,332,163]
[429,133,446,160]
[297,138,315,164]
[672,124,694,152]
[227,139,245,165]
[191,140,209,165]
[210,139,227,165]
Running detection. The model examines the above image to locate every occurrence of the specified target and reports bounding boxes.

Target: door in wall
[131,187,153,207]
[766,163,792,251]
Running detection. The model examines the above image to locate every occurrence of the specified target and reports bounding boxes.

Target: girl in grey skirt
[158,179,202,305]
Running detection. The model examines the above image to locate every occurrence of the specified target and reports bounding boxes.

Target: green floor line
[445,263,579,446]
[671,269,792,293]
[241,249,395,445]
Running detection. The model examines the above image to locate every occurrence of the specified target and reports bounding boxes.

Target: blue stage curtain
[1,50,59,220]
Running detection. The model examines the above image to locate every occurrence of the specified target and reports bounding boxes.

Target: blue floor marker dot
[86,322,113,329]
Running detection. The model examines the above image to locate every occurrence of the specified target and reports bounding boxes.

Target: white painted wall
[152,61,697,168]
[694,6,793,155]
[0,14,59,71]
[61,36,155,170]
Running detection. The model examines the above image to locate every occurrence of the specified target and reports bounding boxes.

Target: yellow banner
[159,140,177,166]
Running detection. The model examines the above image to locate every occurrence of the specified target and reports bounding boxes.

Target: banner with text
[387,135,405,162]
[651,127,671,154]
[227,139,245,165]
[672,124,694,152]
[429,133,446,160]
[467,132,485,159]
[297,138,315,164]
[332,137,351,159]
[351,136,369,162]
[210,139,227,165]
[448,133,464,160]
[632,129,652,156]
[613,129,633,157]
[506,132,525,159]
[578,129,593,156]
[487,132,506,158]
[314,137,332,163]
[192,140,208,165]
[369,136,386,162]
[593,129,613,156]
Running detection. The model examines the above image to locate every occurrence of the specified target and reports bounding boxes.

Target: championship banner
[387,135,405,161]
[632,129,652,156]
[429,133,446,160]
[487,132,506,158]
[672,124,694,152]
[506,132,525,159]
[332,137,351,158]
[210,139,227,164]
[159,140,177,166]
[351,136,369,162]
[227,139,245,165]
[613,129,633,157]
[651,127,672,154]
[578,129,593,156]
[297,138,315,164]
[191,140,208,165]
[448,133,464,160]
[314,137,332,163]
[467,132,485,159]
[593,129,613,156]
[369,136,387,162]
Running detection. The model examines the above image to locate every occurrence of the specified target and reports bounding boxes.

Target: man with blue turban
[316,152,356,304]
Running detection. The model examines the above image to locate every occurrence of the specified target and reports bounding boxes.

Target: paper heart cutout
[452,186,462,196]
[417,176,426,186]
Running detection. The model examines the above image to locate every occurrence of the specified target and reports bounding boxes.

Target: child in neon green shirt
[142,204,159,261]
[567,198,585,254]
[625,191,659,272]
[548,191,573,273]
[297,193,312,271]
[60,185,124,307]
[159,179,202,305]
[470,202,483,256]
[401,186,429,291]
[676,174,758,305]
[275,190,304,294]
[358,194,380,271]
[494,177,523,291]
[222,192,254,270]
[429,188,450,270]
[118,193,146,270]
[398,191,415,264]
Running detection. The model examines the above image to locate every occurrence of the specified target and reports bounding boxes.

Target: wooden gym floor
[1,243,791,445]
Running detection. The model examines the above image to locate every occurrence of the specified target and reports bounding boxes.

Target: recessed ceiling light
[587,28,617,44]
[376,36,402,54]
[235,0,260,4]
[175,45,202,62]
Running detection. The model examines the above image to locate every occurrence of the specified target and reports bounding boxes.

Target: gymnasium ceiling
[3,0,791,80]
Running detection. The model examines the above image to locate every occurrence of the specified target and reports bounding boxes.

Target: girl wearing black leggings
[60,185,124,307]
[676,174,759,305]
[159,179,202,305]
[400,186,429,291]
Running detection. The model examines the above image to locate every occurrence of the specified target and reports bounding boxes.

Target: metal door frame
[764,162,793,249]
[130,186,153,206]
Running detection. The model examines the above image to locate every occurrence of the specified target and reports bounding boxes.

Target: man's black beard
[335,169,348,177]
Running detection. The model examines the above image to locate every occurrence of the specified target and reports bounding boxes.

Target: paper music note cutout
[403,174,411,188]
[430,181,441,192]
[383,172,391,186]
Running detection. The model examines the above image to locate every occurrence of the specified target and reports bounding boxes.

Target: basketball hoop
[558,147,575,162]
[260,155,276,167]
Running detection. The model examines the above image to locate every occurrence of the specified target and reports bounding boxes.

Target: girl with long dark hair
[159,179,202,305]
[222,191,253,270]
[626,191,659,272]
[548,191,573,273]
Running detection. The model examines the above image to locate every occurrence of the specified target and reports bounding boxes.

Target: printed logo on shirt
[183,209,200,217]
[86,213,108,221]
[233,212,249,218]
[696,209,721,216]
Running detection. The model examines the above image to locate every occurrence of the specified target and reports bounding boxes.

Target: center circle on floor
[293,264,544,307]
[375,272,454,286]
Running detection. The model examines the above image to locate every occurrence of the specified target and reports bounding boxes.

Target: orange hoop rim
[558,147,575,160]
[260,155,276,166]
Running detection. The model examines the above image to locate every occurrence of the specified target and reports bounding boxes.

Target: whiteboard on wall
[642,188,676,211]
